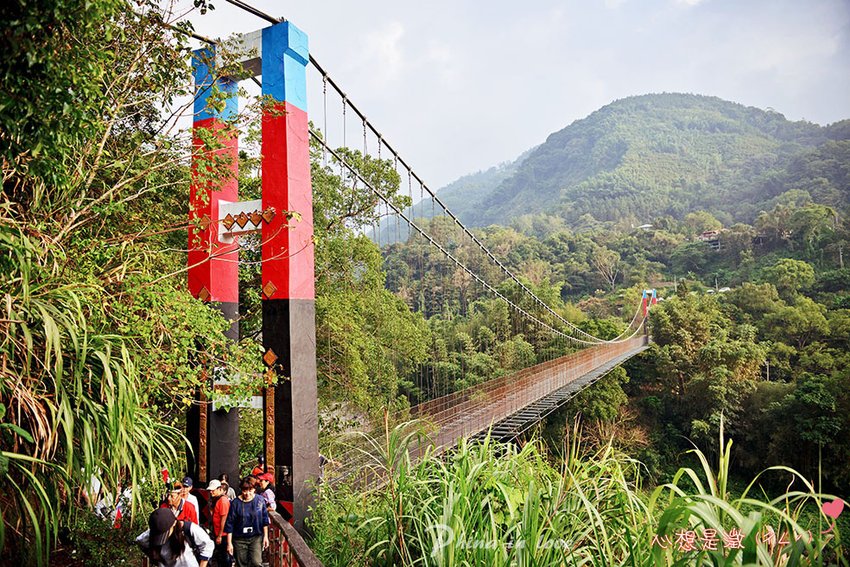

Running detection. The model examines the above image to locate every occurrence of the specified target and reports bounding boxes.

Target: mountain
[441,93,850,228]
[374,150,531,244]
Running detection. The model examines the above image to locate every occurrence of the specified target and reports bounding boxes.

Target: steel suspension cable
[219,0,637,344]
[311,129,604,346]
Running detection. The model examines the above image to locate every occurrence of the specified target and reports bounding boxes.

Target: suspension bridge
[180,2,655,565]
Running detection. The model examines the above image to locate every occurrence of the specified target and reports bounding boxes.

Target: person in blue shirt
[224,477,269,567]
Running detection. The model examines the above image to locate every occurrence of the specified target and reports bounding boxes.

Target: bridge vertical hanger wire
[419,217,428,399]
[341,97,346,151]
[322,75,328,166]
[309,132,633,344]
[221,0,611,346]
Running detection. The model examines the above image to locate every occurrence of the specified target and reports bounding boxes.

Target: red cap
[259,472,274,483]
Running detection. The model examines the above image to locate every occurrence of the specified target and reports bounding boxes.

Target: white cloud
[186,0,850,188]
[360,21,407,86]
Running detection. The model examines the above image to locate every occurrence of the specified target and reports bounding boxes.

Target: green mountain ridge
[437,93,849,229]
[373,149,532,244]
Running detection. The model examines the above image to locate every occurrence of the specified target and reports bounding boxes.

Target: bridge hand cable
[219,0,641,344]
[311,128,604,346]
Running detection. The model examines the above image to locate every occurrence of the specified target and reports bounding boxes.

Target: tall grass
[0,221,184,564]
[647,419,846,565]
[311,419,844,566]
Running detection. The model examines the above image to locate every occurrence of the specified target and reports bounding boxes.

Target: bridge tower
[188,21,318,529]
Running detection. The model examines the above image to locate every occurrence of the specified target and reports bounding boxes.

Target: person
[182,476,201,513]
[249,454,265,476]
[218,473,237,500]
[207,479,232,567]
[256,473,276,511]
[136,507,214,567]
[224,478,269,567]
[163,481,199,524]
[221,480,236,501]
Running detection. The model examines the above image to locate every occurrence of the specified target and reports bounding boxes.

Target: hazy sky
[182,0,850,189]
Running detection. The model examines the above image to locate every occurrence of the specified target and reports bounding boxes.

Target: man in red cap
[256,473,276,512]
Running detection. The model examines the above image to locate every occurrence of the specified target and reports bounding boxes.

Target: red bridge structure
[180,6,654,566]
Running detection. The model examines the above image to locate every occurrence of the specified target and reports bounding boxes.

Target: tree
[761,258,815,298]
[0,2,264,561]
[590,245,621,290]
[493,335,536,372]
[647,293,765,443]
[564,366,629,422]
[684,211,722,235]
[763,297,829,349]
[670,241,708,275]
[309,138,428,416]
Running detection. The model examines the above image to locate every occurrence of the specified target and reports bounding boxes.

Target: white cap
[206,479,222,491]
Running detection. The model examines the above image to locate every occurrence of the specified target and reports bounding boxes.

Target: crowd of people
[136,468,278,567]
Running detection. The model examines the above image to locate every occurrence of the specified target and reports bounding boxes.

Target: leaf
[0,423,35,444]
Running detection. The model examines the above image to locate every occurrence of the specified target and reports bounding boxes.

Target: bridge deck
[414,336,648,456]
[330,336,649,488]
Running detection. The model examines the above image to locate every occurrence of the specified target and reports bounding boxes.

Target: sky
[179,0,850,190]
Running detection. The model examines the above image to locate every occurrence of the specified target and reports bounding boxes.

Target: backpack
[180,520,204,562]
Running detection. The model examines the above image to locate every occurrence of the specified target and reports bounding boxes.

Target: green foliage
[313,423,654,566]
[648,420,845,565]
[448,93,846,229]
[310,139,430,418]
[238,408,265,473]
[0,1,264,562]
[0,0,126,190]
[761,258,815,297]
[61,508,139,567]
[0,223,184,564]
[313,421,844,566]
[564,366,630,422]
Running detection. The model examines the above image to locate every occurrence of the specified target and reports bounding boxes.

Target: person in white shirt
[218,473,237,500]
[136,508,214,567]
[256,473,276,511]
[181,476,201,513]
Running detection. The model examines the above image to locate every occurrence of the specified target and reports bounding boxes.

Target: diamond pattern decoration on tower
[199,214,211,231]
[263,348,278,367]
[198,287,211,302]
[236,212,249,228]
[250,211,263,226]
[262,280,277,299]
[262,208,276,224]
[223,213,235,230]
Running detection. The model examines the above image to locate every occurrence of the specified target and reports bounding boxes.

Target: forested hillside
[373,150,529,244]
[2,2,848,565]
[437,93,850,228]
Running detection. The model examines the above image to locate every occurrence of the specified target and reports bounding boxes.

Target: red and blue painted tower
[641,289,658,317]
[188,45,240,485]
[258,22,319,526]
[189,22,318,528]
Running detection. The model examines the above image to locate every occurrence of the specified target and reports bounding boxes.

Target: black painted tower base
[186,301,240,485]
[262,298,319,531]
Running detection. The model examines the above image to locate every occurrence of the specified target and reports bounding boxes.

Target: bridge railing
[267,510,324,567]
[329,337,648,486]
[140,510,324,567]
[414,337,647,452]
